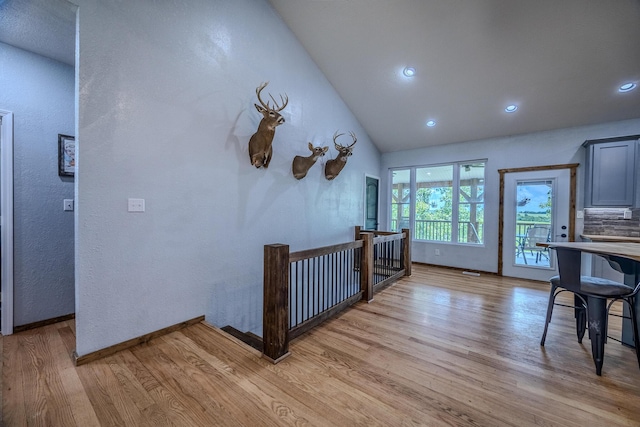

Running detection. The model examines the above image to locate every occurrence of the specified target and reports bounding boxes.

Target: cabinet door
[589,140,636,206]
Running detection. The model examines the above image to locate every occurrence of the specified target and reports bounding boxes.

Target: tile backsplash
[583,208,640,237]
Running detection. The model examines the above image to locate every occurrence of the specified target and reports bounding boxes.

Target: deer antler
[255,82,270,108]
[347,131,357,148]
[256,81,288,112]
[269,93,288,112]
[333,130,345,148]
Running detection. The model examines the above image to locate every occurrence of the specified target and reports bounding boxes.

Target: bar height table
[547,242,640,348]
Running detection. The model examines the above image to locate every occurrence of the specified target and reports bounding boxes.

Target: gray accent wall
[0,42,75,326]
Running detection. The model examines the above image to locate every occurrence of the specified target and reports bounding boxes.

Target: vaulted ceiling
[2,0,639,153]
[268,0,640,152]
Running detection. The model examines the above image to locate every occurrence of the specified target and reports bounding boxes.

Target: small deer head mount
[292,142,329,180]
[324,131,357,180]
[248,82,288,169]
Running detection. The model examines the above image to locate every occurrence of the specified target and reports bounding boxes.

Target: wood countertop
[548,241,640,262]
[581,234,640,243]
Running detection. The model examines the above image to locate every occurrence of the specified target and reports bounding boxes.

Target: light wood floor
[2,265,640,426]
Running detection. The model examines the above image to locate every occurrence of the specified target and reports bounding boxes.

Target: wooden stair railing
[263,243,291,363]
[262,227,411,363]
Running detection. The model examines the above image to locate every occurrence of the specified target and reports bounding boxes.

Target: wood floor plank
[304,322,574,427]
[2,329,27,427]
[161,332,293,427]
[182,323,355,426]
[74,359,133,426]
[110,350,177,427]
[293,332,506,427]
[152,333,274,426]
[106,353,156,412]
[48,323,101,427]
[2,264,640,426]
[21,326,78,426]
[130,339,243,427]
[266,340,427,426]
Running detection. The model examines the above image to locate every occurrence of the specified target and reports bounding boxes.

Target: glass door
[514,179,553,267]
[502,169,570,281]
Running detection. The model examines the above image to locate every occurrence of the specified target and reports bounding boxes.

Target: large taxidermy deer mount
[324,131,357,180]
[248,82,289,169]
[292,142,329,180]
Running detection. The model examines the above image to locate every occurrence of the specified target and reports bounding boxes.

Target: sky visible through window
[517,180,552,217]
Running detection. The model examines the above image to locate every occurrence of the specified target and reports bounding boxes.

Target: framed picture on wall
[58,134,75,177]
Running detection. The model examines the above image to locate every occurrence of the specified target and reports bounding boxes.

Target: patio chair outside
[520,225,550,264]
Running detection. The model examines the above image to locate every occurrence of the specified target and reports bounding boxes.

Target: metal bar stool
[553,247,640,375]
[580,276,640,376]
[540,275,588,346]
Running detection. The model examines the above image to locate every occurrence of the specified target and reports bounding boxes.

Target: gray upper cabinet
[583,135,639,207]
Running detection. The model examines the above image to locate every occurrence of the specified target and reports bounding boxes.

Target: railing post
[402,228,412,276]
[354,225,362,274]
[360,233,374,302]
[263,244,291,363]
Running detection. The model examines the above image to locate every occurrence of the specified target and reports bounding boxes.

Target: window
[390,169,410,232]
[458,162,484,244]
[390,161,485,244]
[416,165,453,241]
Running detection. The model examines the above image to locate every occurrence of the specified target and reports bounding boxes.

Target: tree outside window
[415,165,453,241]
[390,161,485,244]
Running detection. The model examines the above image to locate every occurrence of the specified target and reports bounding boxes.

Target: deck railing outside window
[392,219,484,243]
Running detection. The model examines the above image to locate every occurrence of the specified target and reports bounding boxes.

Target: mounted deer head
[292,142,329,180]
[324,131,357,180]
[248,82,288,169]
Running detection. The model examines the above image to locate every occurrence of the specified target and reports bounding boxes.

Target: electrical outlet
[128,198,145,212]
[63,199,74,211]
[435,249,440,256]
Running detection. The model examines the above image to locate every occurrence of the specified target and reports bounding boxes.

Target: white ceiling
[1,0,639,153]
[268,0,640,152]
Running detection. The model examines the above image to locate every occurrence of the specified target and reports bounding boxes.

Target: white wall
[0,42,75,325]
[380,118,640,272]
[74,0,380,356]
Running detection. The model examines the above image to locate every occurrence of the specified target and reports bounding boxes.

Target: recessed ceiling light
[505,104,518,113]
[403,67,416,77]
[426,120,436,127]
[619,82,637,93]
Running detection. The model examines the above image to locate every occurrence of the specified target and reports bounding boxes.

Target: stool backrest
[555,247,582,293]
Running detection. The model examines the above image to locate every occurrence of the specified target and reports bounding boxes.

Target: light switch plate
[128,198,145,212]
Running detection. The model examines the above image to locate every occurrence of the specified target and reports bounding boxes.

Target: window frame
[389,159,486,245]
